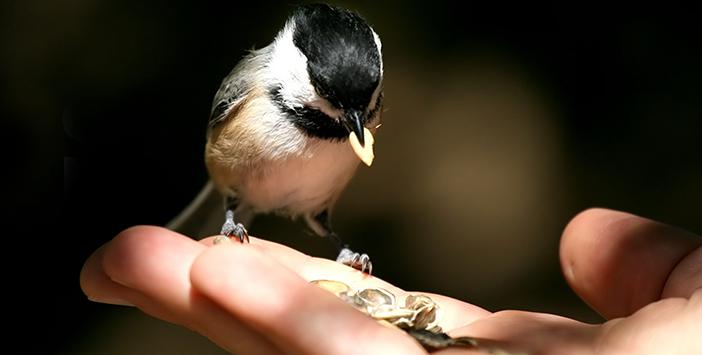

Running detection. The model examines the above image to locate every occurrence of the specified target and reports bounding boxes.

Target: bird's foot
[214,221,249,244]
[336,247,372,274]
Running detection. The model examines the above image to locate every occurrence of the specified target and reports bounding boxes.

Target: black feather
[269,85,348,141]
[292,4,381,111]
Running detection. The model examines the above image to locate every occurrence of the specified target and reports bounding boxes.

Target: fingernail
[87,295,134,307]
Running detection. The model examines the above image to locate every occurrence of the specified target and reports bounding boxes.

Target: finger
[596,288,702,354]
[560,208,702,319]
[191,244,426,355]
[203,235,415,294]
[80,240,189,326]
[415,293,491,330]
[662,243,702,299]
[201,235,361,282]
[437,310,597,355]
[81,243,137,307]
[442,292,702,355]
[88,226,283,354]
[202,236,491,329]
[200,235,318,277]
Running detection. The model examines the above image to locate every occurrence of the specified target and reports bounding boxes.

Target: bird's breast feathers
[206,94,360,215]
[241,137,360,215]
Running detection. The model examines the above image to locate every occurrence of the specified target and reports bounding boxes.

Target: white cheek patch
[268,24,318,107]
[268,22,342,119]
[267,21,384,123]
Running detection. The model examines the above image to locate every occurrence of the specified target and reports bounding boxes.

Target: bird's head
[267,3,383,147]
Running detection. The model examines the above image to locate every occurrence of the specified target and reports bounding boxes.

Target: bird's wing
[207,66,251,129]
[207,47,269,131]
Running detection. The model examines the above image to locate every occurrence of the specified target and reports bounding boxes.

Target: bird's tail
[166,180,223,238]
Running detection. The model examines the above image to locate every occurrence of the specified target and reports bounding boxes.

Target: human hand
[80,208,701,354]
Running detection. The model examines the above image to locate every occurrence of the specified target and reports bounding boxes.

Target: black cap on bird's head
[291,4,382,146]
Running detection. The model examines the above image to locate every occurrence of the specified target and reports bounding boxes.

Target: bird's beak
[344,109,366,146]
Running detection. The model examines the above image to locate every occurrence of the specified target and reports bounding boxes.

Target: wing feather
[207,47,270,131]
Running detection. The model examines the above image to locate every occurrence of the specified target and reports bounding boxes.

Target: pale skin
[80,208,702,354]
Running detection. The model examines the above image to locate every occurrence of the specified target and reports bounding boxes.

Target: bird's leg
[214,197,249,244]
[310,210,372,274]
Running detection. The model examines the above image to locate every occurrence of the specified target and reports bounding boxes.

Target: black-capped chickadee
[171,4,383,273]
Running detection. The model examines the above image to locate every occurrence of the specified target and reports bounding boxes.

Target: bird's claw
[336,248,373,275]
[217,221,249,244]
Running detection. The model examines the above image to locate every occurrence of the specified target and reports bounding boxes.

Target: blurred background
[4,0,699,353]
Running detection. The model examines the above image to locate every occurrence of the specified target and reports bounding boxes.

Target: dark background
[3,0,700,353]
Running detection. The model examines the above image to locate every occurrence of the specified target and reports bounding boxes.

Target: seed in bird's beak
[350,127,375,166]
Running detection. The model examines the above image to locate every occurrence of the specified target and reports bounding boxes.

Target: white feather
[267,21,343,119]
[371,29,383,75]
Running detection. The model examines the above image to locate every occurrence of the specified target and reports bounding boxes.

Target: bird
[169,3,384,273]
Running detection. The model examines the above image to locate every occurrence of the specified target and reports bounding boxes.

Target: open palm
[81,208,701,354]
